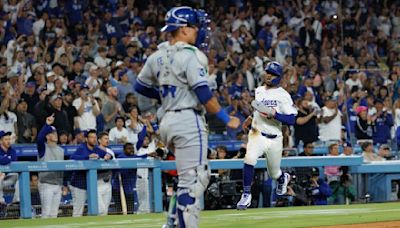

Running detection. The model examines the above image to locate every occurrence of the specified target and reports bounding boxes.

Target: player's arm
[37,124,53,158]
[135,126,147,151]
[242,115,253,131]
[134,55,161,102]
[185,52,239,128]
[37,115,56,158]
[194,85,239,128]
[134,79,161,103]
[70,147,89,160]
[274,112,296,125]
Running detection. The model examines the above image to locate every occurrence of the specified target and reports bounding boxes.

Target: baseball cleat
[276,173,290,195]
[236,193,252,210]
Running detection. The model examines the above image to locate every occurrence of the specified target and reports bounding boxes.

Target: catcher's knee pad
[190,165,210,198]
[179,165,210,198]
[177,190,200,228]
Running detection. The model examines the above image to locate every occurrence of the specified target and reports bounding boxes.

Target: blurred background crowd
[0,0,399,216]
[0,0,400,151]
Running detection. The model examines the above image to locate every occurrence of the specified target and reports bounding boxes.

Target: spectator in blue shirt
[225,94,247,139]
[306,168,332,205]
[372,99,394,145]
[0,131,16,165]
[257,22,273,51]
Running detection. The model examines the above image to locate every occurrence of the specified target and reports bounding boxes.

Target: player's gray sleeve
[185,54,208,89]
[137,55,157,86]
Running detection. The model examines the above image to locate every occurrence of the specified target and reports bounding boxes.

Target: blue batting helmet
[161,6,210,50]
[265,61,283,85]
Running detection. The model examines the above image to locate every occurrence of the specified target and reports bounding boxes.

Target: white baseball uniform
[97,148,115,216]
[245,86,297,179]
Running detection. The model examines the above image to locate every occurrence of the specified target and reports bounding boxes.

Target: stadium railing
[12,143,364,158]
[0,156,363,218]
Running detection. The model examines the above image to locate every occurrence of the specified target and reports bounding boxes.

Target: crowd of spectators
[0,0,399,149]
[0,0,400,214]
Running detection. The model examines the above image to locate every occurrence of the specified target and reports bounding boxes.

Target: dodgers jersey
[137,41,208,112]
[252,86,297,136]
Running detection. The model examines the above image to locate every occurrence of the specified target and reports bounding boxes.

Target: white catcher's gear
[177,189,200,228]
[189,165,210,198]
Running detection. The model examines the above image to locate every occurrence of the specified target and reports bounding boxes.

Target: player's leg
[104,181,112,215]
[170,111,209,228]
[97,180,106,215]
[38,183,51,218]
[237,131,266,210]
[70,185,86,217]
[49,184,62,218]
[264,137,290,195]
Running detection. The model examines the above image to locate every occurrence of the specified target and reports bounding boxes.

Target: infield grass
[1,202,399,228]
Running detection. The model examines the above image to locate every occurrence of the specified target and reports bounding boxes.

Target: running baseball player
[37,115,64,218]
[134,6,240,228]
[236,61,298,210]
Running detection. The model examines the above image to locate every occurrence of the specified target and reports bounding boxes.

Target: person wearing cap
[36,115,65,218]
[355,105,373,141]
[21,81,39,114]
[5,71,19,97]
[69,129,110,217]
[345,70,362,90]
[371,98,393,145]
[377,144,393,160]
[318,96,343,142]
[15,98,37,143]
[85,65,101,98]
[72,84,100,131]
[45,71,56,92]
[305,167,332,205]
[71,128,85,145]
[116,68,134,103]
[49,92,72,136]
[0,131,16,165]
[340,142,353,156]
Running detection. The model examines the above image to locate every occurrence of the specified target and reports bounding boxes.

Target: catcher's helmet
[161,6,210,50]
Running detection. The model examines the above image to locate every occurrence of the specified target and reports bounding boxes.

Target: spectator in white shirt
[345,70,363,91]
[232,9,251,32]
[0,96,17,143]
[85,65,101,98]
[72,84,100,131]
[109,116,129,144]
[94,47,111,68]
[318,96,343,142]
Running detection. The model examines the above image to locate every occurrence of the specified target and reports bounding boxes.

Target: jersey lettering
[160,85,177,98]
[260,98,277,107]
